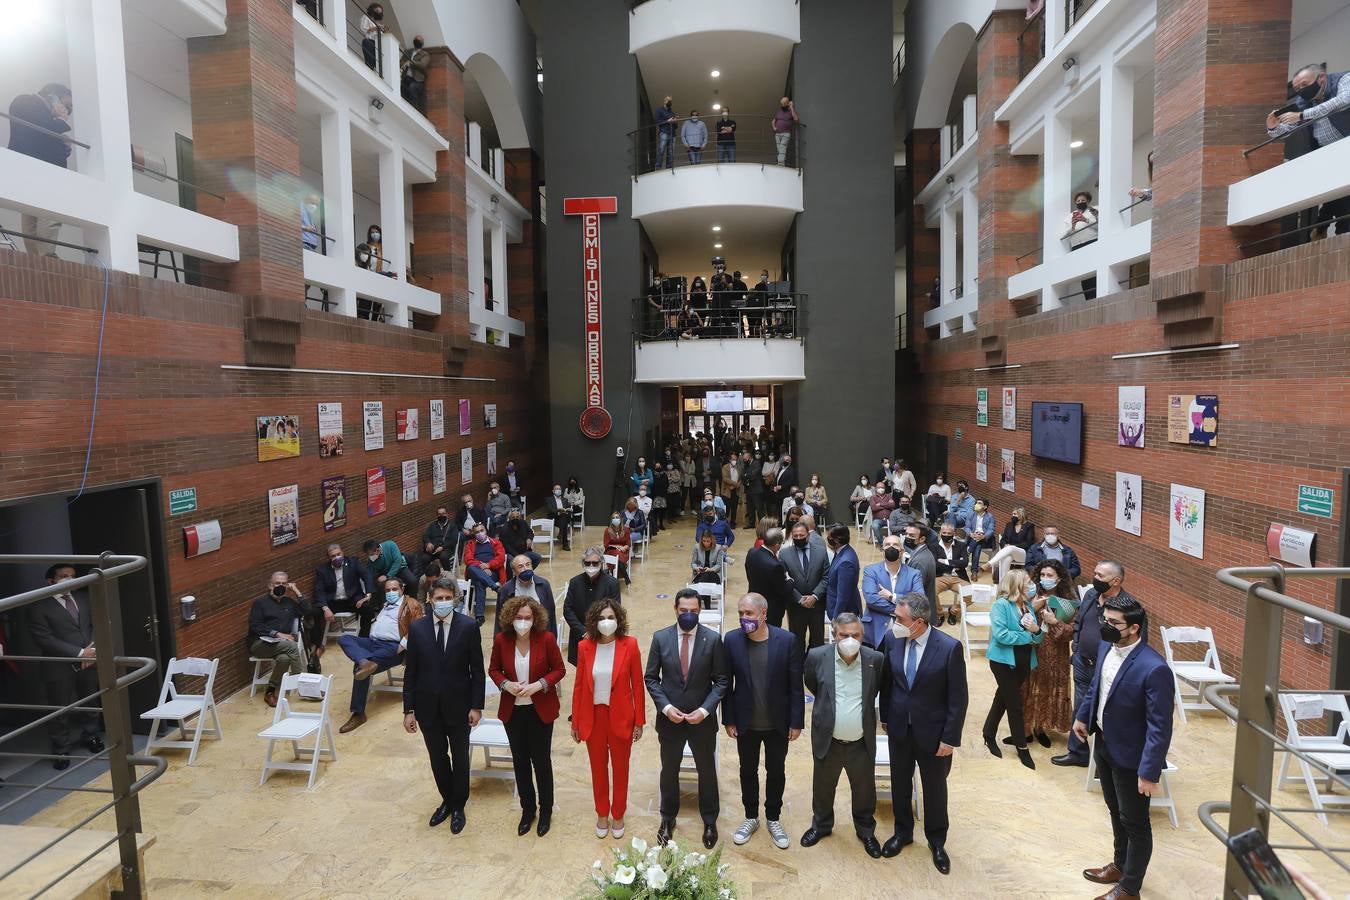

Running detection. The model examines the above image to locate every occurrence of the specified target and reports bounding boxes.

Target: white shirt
[637,495,653,514]
[904,626,931,676]
[514,578,539,602]
[333,567,348,601]
[936,540,954,564]
[927,482,951,501]
[1097,638,1141,731]
[370,598,404,645]
[514,647,533,706]
[592,641,616,705]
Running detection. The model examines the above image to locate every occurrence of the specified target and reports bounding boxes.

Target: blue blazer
[722,626,804,735]
[987,597,1043,667]
[825,544,862,620]
[1076,642,1175,782]
[879,627,968,753]
[967,511,996,543]
[946,494,975,529]
[861,561,924,648]
[402,612,486,722]
[695,517,736,547]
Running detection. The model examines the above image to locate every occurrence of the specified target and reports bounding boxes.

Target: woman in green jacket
[983,568,1043,769]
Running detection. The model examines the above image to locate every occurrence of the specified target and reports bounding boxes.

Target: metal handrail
[1242,117,1318,158]
[1238,211,1350,252]
[1017,7,1046,81]
[1118,193,1151,214]
[632,293,807,344]
[348,0,386,78]
[0,553,163,899]
[131,161,225,202]
[628,115,805,176]
[0,111,90,150]
[892,42,906,85]
[0,226,100,256]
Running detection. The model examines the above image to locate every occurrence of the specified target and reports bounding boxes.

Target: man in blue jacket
[695,507,735,547]
[861,534,924,648]
[824,524,862,619]
[1023,525,1082,580]
[1072,595,1173,900]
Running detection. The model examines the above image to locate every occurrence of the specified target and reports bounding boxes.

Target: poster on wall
[268,484,299,548]
[432,452,447,495]
[1001,387,1017,430]
[486,442,498,476]
[975,442,988,483]
[1266,523,1315,568]
[1169,482,1206,559]
[1081,482,1101,510]
[397,408,419,441]
[458,399,472,436]
[1034,478,1043,499]
[460,447,473,484]
[363,401,384,451]
[366,466,387,516]
[321,476,347,531]
[429,400,444,440]
[1115,471,1142,536]
[257,415,300,462]
[1168,394,1219,446]
[402,459,419,505]
[317,403,344,457]
[1000,449,1015,492]
[1117,386,1145,448]
[976,388,989,427]
[483,404,498,429]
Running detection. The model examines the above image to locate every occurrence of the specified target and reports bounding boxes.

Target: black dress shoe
[450,810,466,834]
[860,835,882,858]
[1051,752,1089,768]
[429,802,451,827]
[1017,748,1036,770]
[518,811,535,836]
[536,813,551,837]
[881,835,913,858]
[656,818,674,846]
[702,823,718,849]
[983,734,1003,758]
[799,827,828,848]
[1034,730,1052,748]
[931,844,951,874]
[52,755,70,771]
[475,616,485,627]
[1002,735,1030,746]
[86,736,105,753]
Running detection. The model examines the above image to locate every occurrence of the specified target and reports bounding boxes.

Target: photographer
[1060,191,1099,299]
[1267,64,1350,238]
[247,571,311,707]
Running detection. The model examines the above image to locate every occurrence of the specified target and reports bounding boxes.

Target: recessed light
[714,243,723,249]
[1069,139,1084,149]
[710,69,720,78]
[711,103,721,111]
[712,225,722,232]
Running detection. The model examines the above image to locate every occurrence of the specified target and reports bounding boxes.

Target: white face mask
[553,489,562,496]
[837,637,861,659]
[1045,534,1059,546]
[584,565,601,576]
[513,619,532,635]
[891,620,911,640]
[597,618,618,636]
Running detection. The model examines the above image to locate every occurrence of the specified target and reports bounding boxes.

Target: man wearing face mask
[878,593,967,872]
[825,524,863,619]
[403,578,486,834]
[494,556,558,640]
[933,525,972,626]
[745,527,794,628]
[723,593,803,850]
[886,494,919,536]
[503,461,523,509]
[654,95,676,170]
[771,96,799,166]
[715,107,737,163]
[773,453,798,502]
[564,548,622,665]
[1073,596,1173,900]
[902,524,938,610]
[403,35,429,112]
[780,488,812,521]
[966,499,997,574]
[29,564,104,768]
[695,505,736,548]
[311,543,374,652]
[721,454,742,528]
[801,613,883,857]
[1053,560,1136,768]
[680,109,708,165]
[862,536,925,649]
[485,481,512,535]
[700,487,728,519]
[7,83,73,254]
[782,521,829,658]
[337,576,423,733]
[545,484,574,552]
[247,571,310,709]
[945,481,975,531]
[868,482,897,546]
[646,589,729,848]
[461,524,506,627]
[455,492,482,543]
[1024,525,1082,581]
[421,506,459,576]
[1267,64,1350,239]
[362,539,416,598]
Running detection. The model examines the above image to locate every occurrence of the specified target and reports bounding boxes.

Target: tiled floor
[24,521,1350,897]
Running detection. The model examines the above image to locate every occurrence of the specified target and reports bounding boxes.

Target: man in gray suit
[782,520,829,659]
[902,523,938,609]
[28,564,104,769]
[646,587,729,849]
[800,612,883,857]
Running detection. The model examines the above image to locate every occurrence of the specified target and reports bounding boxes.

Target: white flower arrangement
[579,839,737,899]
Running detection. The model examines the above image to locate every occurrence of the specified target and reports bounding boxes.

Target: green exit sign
[169,488,197,516]
[1297,485,1333,518]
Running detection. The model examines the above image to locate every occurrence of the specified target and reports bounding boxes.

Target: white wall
[126,72,192,209]
[1290,4,1350,75]
[628,0,800,51]
[634,338,805,384]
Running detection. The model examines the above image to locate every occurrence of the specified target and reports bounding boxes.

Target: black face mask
[1297,79,1321,102]
[704,516,715,524]
[436,516,447,524]
[1100,620,1126,645]
[902,538,918,550]
[413,38,424,49]
[271,584,287,598]
[899,504,911,512]
[1075,201,1089,211]
[1092,577,1113,595]
[792,538,808,550]
[883,547,901,562]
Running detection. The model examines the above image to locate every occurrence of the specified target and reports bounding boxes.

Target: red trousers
[585,704,633,820]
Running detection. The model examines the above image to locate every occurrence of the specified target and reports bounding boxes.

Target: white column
[324,0,344,41]
[962,186,979,332]
[491,219,509,319]
[378,143,405,280]
[1096,62,1135,297]
[1041,113,1069,310]
[962,95,978,146]
[939,202,957,339]
[939,127,952,167]
[467,202,484,313]
[492,148,506,186]
[320,107,355,315]
[1045,0,1066,49]
[65,0,137,271]
[467,121,483,167]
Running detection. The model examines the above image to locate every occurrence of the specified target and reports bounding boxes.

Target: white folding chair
[873,733,922,820]
[957,584,996,660]
[250,617,308,697]
[469,717,517,793]
[326,611,357,642]
[571,500,586,537]
[455,578,472,615]
[854,503,868,538]
[603,554,620,578]
[688,582,724,614]
[1084,736,1180,828]
[258,673,336,790]
[556,585,569,650]
[698,607,724,632]
[531,518,555,562]
[1159,625,1235,724]
[140,656,222,766]
[991,545,1026,584]
[630,522,649,566]
[1276,692,1350,825]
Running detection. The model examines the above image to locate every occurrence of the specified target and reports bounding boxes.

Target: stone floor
[25,520,1350,897]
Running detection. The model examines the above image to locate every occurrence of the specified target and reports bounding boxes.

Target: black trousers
[1067,656,1094,758]
[725,490,740,527]
[787,602,826,660]
[45,670,103,753]
[1095,737,1153,894]
[305,595,378,650]
[745,493,762,528]
[811,738,876,838]
[504,705,554,815]
[766,598,788,630]
[419,713,471,812]
[656,717,719,824]
[984,645,1032,747]
[889,725,952,846]
[736,728,788,820]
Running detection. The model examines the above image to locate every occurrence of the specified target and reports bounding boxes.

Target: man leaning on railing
[6,82,73,256]
[1267,63,1350,238]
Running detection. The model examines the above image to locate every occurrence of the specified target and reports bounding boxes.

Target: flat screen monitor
[705,390,744,413]
[1030,401,1084,465]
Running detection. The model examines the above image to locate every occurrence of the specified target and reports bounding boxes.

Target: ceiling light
[537,72,544,84]
[712,225,722,232]
[714,243,723,249]
[711,103,721,111]
[710,69,720,78]
[1069,139,1084,149]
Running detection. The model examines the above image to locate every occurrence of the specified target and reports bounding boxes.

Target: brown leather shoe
[1093,887,1138,900]
[1082,863,1122,885]
[339,713,367,734]
[353,660,379,681]
[264,687,278,708]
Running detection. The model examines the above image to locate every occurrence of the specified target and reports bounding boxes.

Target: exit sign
[1297,485,1333,518]
[169,488,197,515]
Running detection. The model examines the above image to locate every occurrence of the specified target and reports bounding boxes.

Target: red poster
[564,196,618,439]
[366,466,386,517]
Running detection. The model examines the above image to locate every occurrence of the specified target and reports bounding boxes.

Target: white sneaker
[733,818,759,845]
[766,820,790,850]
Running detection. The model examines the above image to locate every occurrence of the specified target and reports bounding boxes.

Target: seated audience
[605,513,633,585]
[849,476,872,523]
[462,523,506,626]
[933,524,971,625]
[363,538,416,595]
[485,482,513,534]
[869,481,896,545]
[311,543,374,653]
[500,509,541,569]
[804,474,829,524]
[690,530,728,585]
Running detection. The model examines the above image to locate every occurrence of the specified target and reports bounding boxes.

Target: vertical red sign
[564,196,619,439]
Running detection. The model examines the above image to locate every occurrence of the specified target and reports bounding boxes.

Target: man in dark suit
[933,523,971,625]
[901,523,938,609]
[494,555,558,638]
[403,578,486,834]
[801,613,884,857]
[825,524,863,619]
[879,592,968,874]
[745,527,795,627]
[772,453,798,503]
[419,506,460,575]
[781,521,829,657]
[646,588,729,848]
[28,564,103,769]
[311,542,374,649]
[545,484,575,551]
[723,592,803,850]
[7,84,72,256]
[563,547,622,665]
[1073,595,1173,900]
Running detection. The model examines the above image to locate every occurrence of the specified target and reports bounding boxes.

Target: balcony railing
[1229,127,1350,255]
[893,42,906,85]
[1018,5,1046,82]
[1065,0,1101,30]
[632,293,807,344]
[346,0,385,78]
[629,115,805,176]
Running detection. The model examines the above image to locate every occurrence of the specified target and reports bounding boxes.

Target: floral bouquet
[581,836,738,899]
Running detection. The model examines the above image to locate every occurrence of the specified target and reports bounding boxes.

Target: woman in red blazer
[489,596,567,838]
[571,598,645,839]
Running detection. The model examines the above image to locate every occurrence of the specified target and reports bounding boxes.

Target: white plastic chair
[630,522,649,565]
[469,717,517,793]
[603,554,620,577]
[258,672,337,790]
[250,618,308,697]
[140,657,222,766]
[874,733,923,820]
[325,611,358,643]
[531,518,555,562]
[957,584,996,660]
[571,499,586,537]
[1160,625,1235,724]
[688,582,724,614]
[854,502,868,539]
[1276,692,1350,825]
[1084,735,1180,828]
[556,585,569,650]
